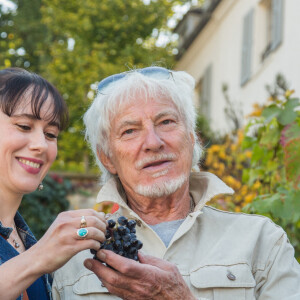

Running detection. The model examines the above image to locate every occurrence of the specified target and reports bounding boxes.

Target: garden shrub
[19,174,71,239]
[201,76,300,260]
[242,88,300,260]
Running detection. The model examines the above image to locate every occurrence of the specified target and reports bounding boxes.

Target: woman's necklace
[9,223,21,249]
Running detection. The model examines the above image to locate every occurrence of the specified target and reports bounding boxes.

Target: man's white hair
[83,68,203,184]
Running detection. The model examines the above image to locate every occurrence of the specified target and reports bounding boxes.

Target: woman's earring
[38,183,44,191]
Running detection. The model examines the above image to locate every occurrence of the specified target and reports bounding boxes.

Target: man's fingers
[139,252,176,272]
[96,250,143,277]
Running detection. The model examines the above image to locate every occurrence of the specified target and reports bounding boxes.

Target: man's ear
[189,131,195,147]
[97,146,117,174]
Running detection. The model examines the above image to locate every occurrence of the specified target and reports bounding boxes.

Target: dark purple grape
[123,241,131,249]
[127,220,136,229]
[118,216,128,226]
[117,226,127,235]
[114,240,122,251]
[102,243,113,251]
[136,240,143,250]
[108,219,116,228]
[94,216,143,263]
[113,231,121,240]
[130,238,138,246]
[122,234,131,242]
[105,230,111,239]
[129,247,138,255]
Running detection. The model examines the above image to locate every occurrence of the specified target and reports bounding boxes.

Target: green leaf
[251,193,281,214]
[251,144,267,163]
[278,98,299,125]
[262,104,281,123]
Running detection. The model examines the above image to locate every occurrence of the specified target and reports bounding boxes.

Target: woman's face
[0,96,59,196]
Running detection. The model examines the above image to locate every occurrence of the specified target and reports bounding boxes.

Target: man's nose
[29,130,48,153]
[143,125,163,152]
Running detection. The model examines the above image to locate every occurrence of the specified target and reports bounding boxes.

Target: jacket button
[227,272,236,281]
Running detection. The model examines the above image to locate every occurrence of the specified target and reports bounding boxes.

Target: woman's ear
[97,146,117,174]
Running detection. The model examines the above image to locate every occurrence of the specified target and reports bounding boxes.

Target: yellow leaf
[235,206,241,212]
[285,89,295,98]
[253,180,261,190]
[4,59,11,67]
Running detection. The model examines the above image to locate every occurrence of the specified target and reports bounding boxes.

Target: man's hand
[84,250,196,300]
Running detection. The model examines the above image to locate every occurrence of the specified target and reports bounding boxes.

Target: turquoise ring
[77,228,88,238]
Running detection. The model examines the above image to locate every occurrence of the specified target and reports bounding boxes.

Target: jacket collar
[96,171,234,212]
[0,211,36,248]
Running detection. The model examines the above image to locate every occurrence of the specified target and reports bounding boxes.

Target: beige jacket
[52,172,300,300]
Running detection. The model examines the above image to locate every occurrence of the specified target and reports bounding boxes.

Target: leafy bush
[19,174,71,239]
[242,88,300,260]
[202,131,258,212]
[201,75,300,261]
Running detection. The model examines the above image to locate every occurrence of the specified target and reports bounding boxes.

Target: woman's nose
[28,130,48,153]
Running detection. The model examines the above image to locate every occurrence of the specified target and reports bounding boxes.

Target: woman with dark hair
[0,68,107,300]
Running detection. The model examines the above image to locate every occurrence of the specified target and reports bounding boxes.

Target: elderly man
[52,67,300,299]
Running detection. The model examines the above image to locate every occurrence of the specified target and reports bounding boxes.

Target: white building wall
[175,0,300,134]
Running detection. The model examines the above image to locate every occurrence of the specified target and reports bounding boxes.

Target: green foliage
[242,78,300,260]
[19,174,71,239]
[196,114,223,147]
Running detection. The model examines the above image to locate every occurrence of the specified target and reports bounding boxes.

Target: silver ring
[80,216,87,228]
[77,228,88,239]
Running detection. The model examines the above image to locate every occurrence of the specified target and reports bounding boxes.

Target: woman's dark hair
[0,67,68,130]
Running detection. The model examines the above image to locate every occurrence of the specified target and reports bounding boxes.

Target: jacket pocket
[73,273,121,299]
[190,263,256,300]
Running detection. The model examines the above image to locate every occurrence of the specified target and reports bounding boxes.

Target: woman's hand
[30,209,107,274]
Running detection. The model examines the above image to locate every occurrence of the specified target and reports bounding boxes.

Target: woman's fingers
[55,210,107,237]
[59,209,106,221]
[75,226,106,243]
[74,215,107,232]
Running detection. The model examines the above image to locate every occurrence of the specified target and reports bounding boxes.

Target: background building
[175,0,300,134]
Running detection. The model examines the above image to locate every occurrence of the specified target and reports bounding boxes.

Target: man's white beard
[135,174,187,198]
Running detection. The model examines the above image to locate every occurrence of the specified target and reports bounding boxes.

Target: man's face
[100,94,194,198]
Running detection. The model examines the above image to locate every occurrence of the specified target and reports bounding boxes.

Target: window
[260,0,284,61]
[240,8,254,86]
[197,65,212,120]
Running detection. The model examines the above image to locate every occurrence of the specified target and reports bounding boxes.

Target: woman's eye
[17,124,31,131]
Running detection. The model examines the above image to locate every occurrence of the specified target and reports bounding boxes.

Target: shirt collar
[96,171,234,212]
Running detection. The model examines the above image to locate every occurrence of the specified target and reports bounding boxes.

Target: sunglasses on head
[97,66,172,94]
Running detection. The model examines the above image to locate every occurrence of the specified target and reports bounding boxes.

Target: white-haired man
[53,67,300,300]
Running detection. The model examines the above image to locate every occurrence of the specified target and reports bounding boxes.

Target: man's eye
[162,119,172,125]
[17,124,31,131]
[123,129,134,135]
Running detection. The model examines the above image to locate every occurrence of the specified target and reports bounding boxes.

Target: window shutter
[271,0,283,50]
[240,9,254,86]
[202,64,212,120]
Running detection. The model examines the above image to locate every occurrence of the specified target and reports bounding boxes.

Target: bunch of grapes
[92,216,143,262]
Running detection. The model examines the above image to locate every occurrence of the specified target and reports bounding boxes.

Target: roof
[174,0,223,59]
